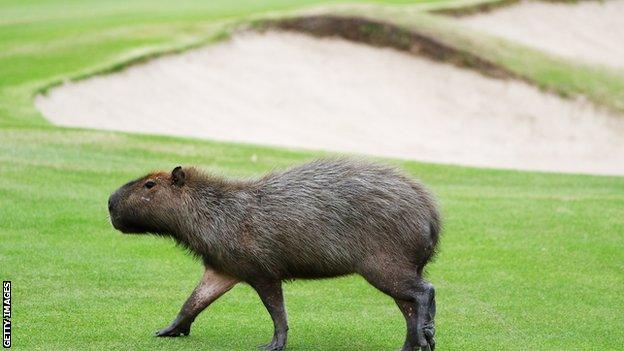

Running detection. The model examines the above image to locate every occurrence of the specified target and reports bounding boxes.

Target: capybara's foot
[400,341,433,351]
[154,322,191,337]
[399,342,433,351]
[423,324,435,351]
[258,340,285,351]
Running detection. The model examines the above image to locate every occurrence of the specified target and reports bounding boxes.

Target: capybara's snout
[108,191,120,214]
[108,190,127,232]
[107,178,160,234]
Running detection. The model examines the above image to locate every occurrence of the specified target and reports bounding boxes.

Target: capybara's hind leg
[395,282,436,351]
[361,265,435,351]
[251,280,289,351]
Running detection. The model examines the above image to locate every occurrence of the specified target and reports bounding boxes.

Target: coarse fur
[109,158,441,351]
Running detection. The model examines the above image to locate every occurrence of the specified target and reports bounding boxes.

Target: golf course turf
[1,0,623,350]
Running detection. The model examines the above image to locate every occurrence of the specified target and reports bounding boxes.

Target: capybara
[108,159,440,351]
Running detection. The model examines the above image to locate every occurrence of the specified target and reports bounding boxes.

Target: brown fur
[108,159,440,351]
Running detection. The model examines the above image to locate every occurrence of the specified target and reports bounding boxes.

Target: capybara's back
[109,158,441,351]
[245,159,440,280]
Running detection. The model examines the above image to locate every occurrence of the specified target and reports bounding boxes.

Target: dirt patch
[434,0,576,17]
[455,0,624,69]
[36,31,624,175]
[260,15,516,80]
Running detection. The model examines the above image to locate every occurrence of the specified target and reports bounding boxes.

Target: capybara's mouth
[109,214,142,234]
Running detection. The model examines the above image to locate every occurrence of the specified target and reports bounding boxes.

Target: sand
[36,31,624,175]
[456,0,624,69]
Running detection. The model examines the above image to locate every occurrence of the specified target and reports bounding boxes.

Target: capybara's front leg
[252,281,288,351]
[156,267,238,337]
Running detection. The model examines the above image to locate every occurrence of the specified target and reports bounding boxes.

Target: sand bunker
[456,0,624,69]
[37,31,624,175]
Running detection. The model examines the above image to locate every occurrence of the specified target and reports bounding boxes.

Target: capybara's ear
[171,166,186,187]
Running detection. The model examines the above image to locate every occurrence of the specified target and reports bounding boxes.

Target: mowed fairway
[1,1,623,350]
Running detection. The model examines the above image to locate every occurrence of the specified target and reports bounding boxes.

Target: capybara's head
[108,166,187,234]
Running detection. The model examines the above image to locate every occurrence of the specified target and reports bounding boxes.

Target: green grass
[1,0,623,350]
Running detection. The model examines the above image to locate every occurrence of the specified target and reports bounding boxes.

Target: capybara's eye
[144,181,156,189]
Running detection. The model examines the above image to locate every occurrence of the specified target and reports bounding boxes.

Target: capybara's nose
[108,192,119,213]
